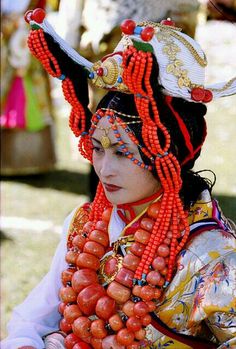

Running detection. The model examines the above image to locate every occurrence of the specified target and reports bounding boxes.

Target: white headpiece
[88,19,236,103]
[27,13,236,103]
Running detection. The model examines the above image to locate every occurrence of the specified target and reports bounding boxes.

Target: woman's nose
[100,153,116,178]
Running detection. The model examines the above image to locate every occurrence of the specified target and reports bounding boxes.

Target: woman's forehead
[92,115,134,145]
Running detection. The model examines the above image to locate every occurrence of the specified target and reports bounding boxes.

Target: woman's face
[92,116,160,205]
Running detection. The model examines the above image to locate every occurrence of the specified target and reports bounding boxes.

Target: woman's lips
[104,183,122,192]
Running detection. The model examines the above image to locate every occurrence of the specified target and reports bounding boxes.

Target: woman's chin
[104,190,124,205]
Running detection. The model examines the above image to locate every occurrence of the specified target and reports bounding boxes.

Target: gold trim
[102,58,119,85]
[138,21,207,67]
[169,30,207,67]
[138,21,183,32]
[156,29,203,90]
[100,108,141,119]
[209,77,236,92]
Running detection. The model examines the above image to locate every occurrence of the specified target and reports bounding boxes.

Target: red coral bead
[95,220,108,232]
[90,338,103,349]
[117,328,135,346]
[97,68,104,76]
[133,301,149,317]
[95,296,116,320]
[108,314,124,331]
[115,267,135,288]
[161,18,176,27]
[191,87,205,102]
[140,26,155,41]
[71,269,98,293]
[59,286,77,303]
[77,284,106,315]
[146,270,161,285]
[203,89,213,103]
[147,201,161,219]
[90,319,107,339]
[126,316,142,332]
[64,333,81,349]
[60,318,72,333]
[142,314,152,326]
[101,207,112,222]
[73,343,92,349]
[122,300,135,317]
[58,302,66,314]
[64,304,82,324]
[72,317,92,339]
[140,217,154,232]
[152,256,166,271]
[24,10,33,23]
[121,19,136,35]
[157,244,170,257]
[31,8,46,23]
[140,285,155,301]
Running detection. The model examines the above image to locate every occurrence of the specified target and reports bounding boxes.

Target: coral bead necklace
[59,191,182,349]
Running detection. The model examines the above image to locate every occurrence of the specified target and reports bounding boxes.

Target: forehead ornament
[93,109,142,149]
[94,124,113,149]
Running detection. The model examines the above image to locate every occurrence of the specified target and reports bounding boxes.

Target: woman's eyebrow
[91,137,129,148]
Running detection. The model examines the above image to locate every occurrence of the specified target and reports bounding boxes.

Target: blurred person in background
[1,7,236,349]
[1,0,56,175]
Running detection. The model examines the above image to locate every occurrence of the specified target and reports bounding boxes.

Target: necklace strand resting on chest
[58,198,183,348]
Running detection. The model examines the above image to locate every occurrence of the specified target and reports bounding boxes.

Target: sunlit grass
[1,230,60,339]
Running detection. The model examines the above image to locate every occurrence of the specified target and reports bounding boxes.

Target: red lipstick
[104,183,121,192]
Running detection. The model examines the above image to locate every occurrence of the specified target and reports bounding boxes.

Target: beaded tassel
[62,78,86,136]
[122,46,190,282]
[27,29,62,77]
[27,28,86,137]
[89,181,111,225]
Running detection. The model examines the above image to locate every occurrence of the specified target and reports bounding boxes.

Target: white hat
[28,15,236,103]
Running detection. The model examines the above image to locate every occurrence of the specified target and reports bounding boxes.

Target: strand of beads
[121,43,190,285]
[59,199,173,349]
[59,207,112,349]
[62,78,86,137]
[27,29,61,78]
[27,27,87,138]
[107,199,173,348]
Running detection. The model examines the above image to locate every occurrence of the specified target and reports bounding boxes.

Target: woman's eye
[115,149,125,156]
[92,146,104,154]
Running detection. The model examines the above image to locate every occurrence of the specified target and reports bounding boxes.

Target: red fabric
[165,96,194,160]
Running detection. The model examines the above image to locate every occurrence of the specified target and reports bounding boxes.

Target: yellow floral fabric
[150,195,236,348]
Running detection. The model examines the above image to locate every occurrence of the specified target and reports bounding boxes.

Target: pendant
[101,135,111,149]
[99,253,123,285]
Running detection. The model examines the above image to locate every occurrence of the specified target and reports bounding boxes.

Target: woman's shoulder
[185,189,235,264]
[185,227,235,267]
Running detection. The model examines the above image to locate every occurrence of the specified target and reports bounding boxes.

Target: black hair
[96,90,213,209]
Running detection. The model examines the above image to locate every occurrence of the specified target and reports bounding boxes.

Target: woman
[2,9,236,349]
